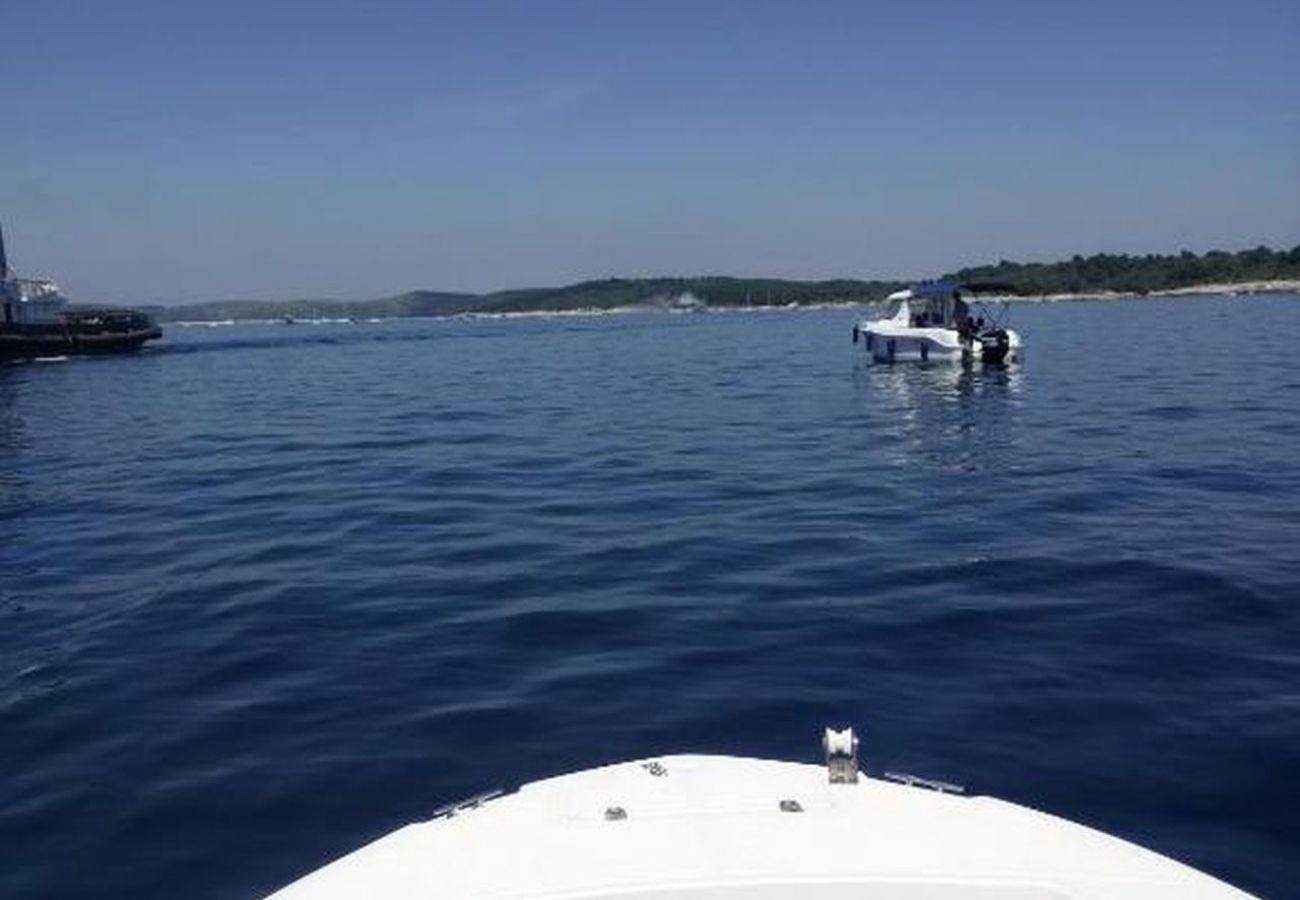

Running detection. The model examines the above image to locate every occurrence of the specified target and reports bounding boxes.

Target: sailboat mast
[0,222,8,278]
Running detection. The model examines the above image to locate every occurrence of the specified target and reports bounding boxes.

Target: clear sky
[2,0,1297,303]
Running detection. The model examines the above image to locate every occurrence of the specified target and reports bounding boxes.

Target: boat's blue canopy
[910,280,962,299]
[910,279,1019,297]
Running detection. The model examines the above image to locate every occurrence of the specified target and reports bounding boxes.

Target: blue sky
[2,0,1297,303]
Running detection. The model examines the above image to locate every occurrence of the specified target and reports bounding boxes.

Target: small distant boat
[854,280,1022,364]
[0,223,161,360]
[260,726,1256,899]
[669,293,707,313]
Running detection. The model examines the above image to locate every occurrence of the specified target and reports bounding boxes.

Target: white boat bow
[263,729,1253,900]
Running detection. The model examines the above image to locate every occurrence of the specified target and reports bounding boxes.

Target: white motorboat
[262,727,1254,899]
[854,282,1022,364]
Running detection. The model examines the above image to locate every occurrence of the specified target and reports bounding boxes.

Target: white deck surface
[264,755,1254,900]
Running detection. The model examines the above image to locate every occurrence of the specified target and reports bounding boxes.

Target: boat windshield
[905,294,968,328]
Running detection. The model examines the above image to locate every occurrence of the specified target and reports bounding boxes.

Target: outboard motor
[979,329,1011,363]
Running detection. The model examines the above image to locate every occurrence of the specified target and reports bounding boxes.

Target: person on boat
[957,312,975,340]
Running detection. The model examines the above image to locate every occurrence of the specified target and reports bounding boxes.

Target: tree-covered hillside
[477,276,903,313]
[946,245,1300,296]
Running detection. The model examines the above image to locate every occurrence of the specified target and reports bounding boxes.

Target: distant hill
[155,290,484,323]
[151,244,1300,322]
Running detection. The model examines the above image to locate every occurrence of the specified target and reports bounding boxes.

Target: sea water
[2,295,1297,898]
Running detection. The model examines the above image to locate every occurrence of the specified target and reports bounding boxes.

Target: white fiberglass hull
[856,322,1023,364]
[263,752,1253,900]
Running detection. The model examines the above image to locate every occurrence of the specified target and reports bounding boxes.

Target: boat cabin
[2,279,66,327]
[885,281,972,330]
[1,224,71,327]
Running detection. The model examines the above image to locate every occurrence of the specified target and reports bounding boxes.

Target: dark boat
[1,223,162,360]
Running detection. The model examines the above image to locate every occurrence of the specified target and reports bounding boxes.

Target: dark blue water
[2,296,1298,899]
